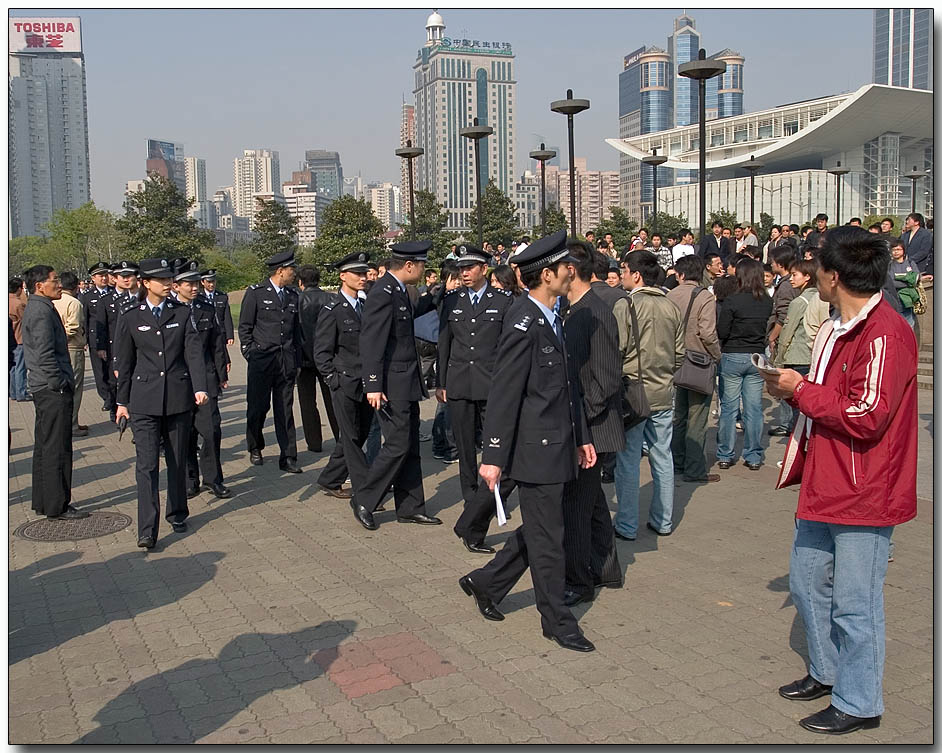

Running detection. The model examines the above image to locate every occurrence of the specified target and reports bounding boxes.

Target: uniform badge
[369,374,377,380]
[399,305,407,311]
[166,322,179,328]
[538,317,545,325]
[263,299,274,304]
[489,437,500,447]
[542,345,555,354]
[485,309,498,313]
[452,309,463,314]
[137,325,151,332]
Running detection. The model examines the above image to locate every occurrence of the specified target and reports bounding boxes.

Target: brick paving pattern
[8,348,933,743]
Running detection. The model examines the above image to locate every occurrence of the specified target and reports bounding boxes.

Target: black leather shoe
[563,589,595,607]
[209,483,233,499]
[319,484,352,499]
[779,674,833,701]
[49,505,90,520]
[646,522,672,536]
[614,529,636,541]
[744,461,762,471]
[171,521,188,533]
[398,513,443,525]
[186,484,202,499]
[543,632,595,652]
[768,426,790,436]
[798,704,880,735]
[717,461,732,470]
[461,538,496,554]
[350,499,377,530]
[459,575,504,621]
[279,459,302,473]
[249,450,263,466]
[137,536,155,549]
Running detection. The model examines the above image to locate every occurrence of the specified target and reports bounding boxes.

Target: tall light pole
[529,143,556,237]
[903,165,928,215]
[395,139,424,240]
[551,89,590,238]
[642,148,668,235]
[827,160,850,225]
[459,117,493,248]
[741,155,764,228]
[677,49,725,241]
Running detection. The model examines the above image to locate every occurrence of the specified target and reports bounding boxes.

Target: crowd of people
[10,208,926,735]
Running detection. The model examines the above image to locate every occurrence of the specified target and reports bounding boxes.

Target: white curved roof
[426,10,445,27]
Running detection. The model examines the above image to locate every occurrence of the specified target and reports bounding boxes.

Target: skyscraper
[303,150,344,200]
[183,156,215,230]
[233,149,280,228]
[412,10,517,230]
[365,182,401,230]
[555,158,619,237]
[873,9,933,90]
[145,139,186,195]
[9,17,90,238]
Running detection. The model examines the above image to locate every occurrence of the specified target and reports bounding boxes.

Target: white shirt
[671,243,696,263]
[269,277,283,296]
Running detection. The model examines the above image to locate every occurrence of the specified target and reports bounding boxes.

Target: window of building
[733,125,748,143]
[783,119,799,136]
[757,122,773,140]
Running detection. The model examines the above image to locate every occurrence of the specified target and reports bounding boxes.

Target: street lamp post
[741,155,764,228]
[677,49,726,242]
[903,165,928,215]
[550,89,590,238]
[827,160,851,225]
[459,117,494,248]
[394,139,424,240]
[642,148,668,235]
[529,143,556,237]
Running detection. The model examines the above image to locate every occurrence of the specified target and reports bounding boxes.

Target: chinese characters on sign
[440,37,513,54]
[9,18,82,54]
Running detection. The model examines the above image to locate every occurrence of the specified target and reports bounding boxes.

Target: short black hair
[679,228,694,239]
[592,250,611,281]
[650,232,662,241]
[440,259,460,282]
[881,217,895,227]
[907,212,925,226]
[817,226,890,295]
[297,265,320,288]
[849,217,862,225]
[520,260,566,290]
[9,278,23,294]
[640,227,649,235]
[815,213,829,222]
[367,262,378,271]
[566,240,595,283]
[425,268,438,279]
[674,254,704,282]
[711,220,723,229]
[734,224,743,231]
[60,271,79,292]
[703,251,721,266]
[868,223,882,231]
[519,235,530,244]
[622,250,661,287]
[789,224,800,234]
[888,236,904,249]
[727,253,750,271]
[25,265,54,294]
[770,245,796,269]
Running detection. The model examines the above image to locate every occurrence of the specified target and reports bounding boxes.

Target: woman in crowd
[489,264,522,296]
[888,236,921,328]
[715,258,773,471]
[762,225,783,264]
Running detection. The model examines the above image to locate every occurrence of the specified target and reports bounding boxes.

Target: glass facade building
[873,9,933,90]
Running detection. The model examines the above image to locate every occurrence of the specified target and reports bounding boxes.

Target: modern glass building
[873,9,933,90]
[303,150,344,200]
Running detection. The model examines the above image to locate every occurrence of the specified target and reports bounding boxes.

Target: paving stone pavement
[8,345,933,744]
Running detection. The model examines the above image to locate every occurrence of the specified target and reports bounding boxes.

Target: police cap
[509,229,574,273]
[389,240,431,263]
[454,243,489,267]
[138,258,174,279]
[112,259,140,276]
[266,249,297,269]
[88,260,110,276]
[333,251,371,273]
[174,259,202,282]
[200,269,217,280]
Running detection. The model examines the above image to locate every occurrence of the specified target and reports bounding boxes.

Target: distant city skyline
[10,9,873,216]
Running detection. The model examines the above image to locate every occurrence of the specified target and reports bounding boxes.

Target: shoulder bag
[622,296,651,429]
[673,287,716,396]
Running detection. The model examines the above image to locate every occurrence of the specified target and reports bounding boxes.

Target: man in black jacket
[199,270,235,344]
[698,221,733,265]
[297,264,339,453]
[81,260,114,417]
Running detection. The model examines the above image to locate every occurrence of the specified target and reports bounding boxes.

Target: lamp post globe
[551,89,590,238]
[395,140,424,240]
[826,161,851,225]
[459,117,494,248]
[529,143,556,237]
[642,148,669,234]
[903,165,928,215]
[741,155,764,228]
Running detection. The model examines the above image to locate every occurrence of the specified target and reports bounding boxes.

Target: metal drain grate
[13,511,132,542]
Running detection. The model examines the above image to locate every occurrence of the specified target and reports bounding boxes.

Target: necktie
[553,316,562,342]
[277,288,285,306]
[152,305,161,323]
[470,292,479,307]
[354,299,362,317]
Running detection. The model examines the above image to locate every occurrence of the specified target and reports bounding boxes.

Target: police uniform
[81,261,115,416]
[199,270,235,342]
[298,275,340,453]
[115,258,208,547]
[313,251,375,496]
[238,249,303,471]
[351,241,442,528]
[96,260,140,392]
[173,261,232,499]
[438,244,516,552]
[460,230,595,652]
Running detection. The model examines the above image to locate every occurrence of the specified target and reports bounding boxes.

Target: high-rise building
[412,10,517,230]
[399,103,415,216]
[183,156,214,229]
[283,181,332,246]
[9,17,90,238]
[555,158,619,237]
[515,171,540,231]
[365,182,400,230]
[233,149,280,228]
[125,179,146,197]
[342,174,363,199]
[873,9,933,90]
[303,150,344,200]
[146,139,186,195]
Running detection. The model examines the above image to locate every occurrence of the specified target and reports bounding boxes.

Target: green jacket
[773,287,829,367]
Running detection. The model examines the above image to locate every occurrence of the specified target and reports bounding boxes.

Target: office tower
[302,150,344,199]
[342,174,363,199]
[233,149,280,228]
[146,139,186,194]
[873,9,933,90]
[183,156,214,229]
[283,181,332,246]
[555,158,619,236]
[399,103,415,216]
[365,182,400,230]
[515,171,540,231]
[9,17,90,238]
[412,10,517,230]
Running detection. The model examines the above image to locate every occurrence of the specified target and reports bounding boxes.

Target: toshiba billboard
[9,17,82,54]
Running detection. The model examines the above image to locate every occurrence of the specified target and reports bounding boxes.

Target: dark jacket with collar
[437,283,515,400]
[22,294,74,394]
[589,279,629,309]
[698,234,733,264]
[903,226,933,274]
[314,292,366,401]
[186,296,229,398]
[81,286,112,351]
[238,279,303,375]
[198,288,234,341]
[299,285,337,368]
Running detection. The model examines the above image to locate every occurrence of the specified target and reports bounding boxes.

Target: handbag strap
[626,295,643,382]
[681,286,704,330]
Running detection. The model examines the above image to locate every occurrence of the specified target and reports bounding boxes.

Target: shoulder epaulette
[443,288,460,300]
[249,283,263,290]
[513,314,533,332]
[119,298,139,314]
[495,288,512,296]
[323,301,337,311]
[194,298,213,310]
[381,284,394,294]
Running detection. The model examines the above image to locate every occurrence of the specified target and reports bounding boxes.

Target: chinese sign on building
[9,18,82,54]
[439,37,512,55]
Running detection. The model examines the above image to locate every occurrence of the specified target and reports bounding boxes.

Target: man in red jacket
[762,226,917,736]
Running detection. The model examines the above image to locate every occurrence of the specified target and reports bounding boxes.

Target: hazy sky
[13,8,874,214]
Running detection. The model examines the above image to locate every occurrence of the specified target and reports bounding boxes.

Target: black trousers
[89,347,114,412]
[132,410,191,539]
[356,399,426,517]
[187,395,223,487]
[245,359,297,462]
[297,366,339,452]
[469,481,578,638]
[562,463,622,596]
[31,387,73,517]
[318,388,374,491]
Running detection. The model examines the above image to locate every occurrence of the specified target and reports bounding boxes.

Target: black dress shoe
[319,484,352,499]
[744,461,762,471]
[461,538,496,554]
[779,674,833,701]
[397,513,443,525]
[459,575,504,621]
[768,426,790,436]
[613,529,636,541]
[186,484,202,499]
[279,459,302,473]
[798,705,880,735]
[249,450,263,466]
[717,461,732,470]
[563,589,595,607]
[543,632,595,652]
[48,505,90,520]
[350,499,377,530]
[137,536,156,549]
[209,483,233,499]
[171,521,188,533]
[646,522,672,536]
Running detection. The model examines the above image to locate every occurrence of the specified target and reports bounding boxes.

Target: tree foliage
[250,198,298,262]
[115,173,215,262]
[758,212,776,245]
[397,190,455,268]
[202,245,267,292]
[707,208,739,236]
[307,196,387,285]
[593,207,638,251]
[531,203,569,240]
[646,211,689,241]
[469,181,519,249]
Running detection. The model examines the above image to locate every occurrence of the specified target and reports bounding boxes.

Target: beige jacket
[612,286,685,411]
[666,280,722,362]
[53,290,86,349]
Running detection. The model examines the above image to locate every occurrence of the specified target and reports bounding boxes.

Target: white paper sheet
[495,480,508,527]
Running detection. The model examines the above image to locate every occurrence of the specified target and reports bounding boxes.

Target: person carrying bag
[621,296,650,428]
[674,286,716,396]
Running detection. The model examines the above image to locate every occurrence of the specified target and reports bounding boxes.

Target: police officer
[172,260,233,500]
[297,264,340,453]
[82,260,114,418]
[199,269,234,345]
[96,260,140,389]
[238,249,303,472]
[350,240,443,530]
[313,251,374,499]
[115,258,208,549]
[458,229,598,653]
[437,244,515,554]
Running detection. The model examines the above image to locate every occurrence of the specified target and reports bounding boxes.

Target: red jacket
[777,293,918,527]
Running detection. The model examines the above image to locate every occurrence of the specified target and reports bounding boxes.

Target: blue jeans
[9,343,27,400]
[789,519,893,717]
[613,409,674,537]
[717,352,764,465]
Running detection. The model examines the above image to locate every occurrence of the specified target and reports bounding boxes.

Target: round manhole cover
[13,511,132,542]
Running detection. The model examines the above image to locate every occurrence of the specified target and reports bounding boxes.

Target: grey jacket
[22,294,74,393]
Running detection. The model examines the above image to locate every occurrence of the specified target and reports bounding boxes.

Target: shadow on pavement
[768,573,810,664]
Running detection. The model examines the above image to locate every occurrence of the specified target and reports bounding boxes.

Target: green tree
[469,181,519,249]
[9,236,54,276]
[397,189,455,268]
[202,245,266,291]
[707,208,739,235]
[250,197,298,262]
[758,211,776,245]
[647,211,689,241]
[531,203,569,240]
[862,214,906,234]
[308,196,387,286]
[593,207,638,250]
[116,173,215,261]
[42,202,124,273]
